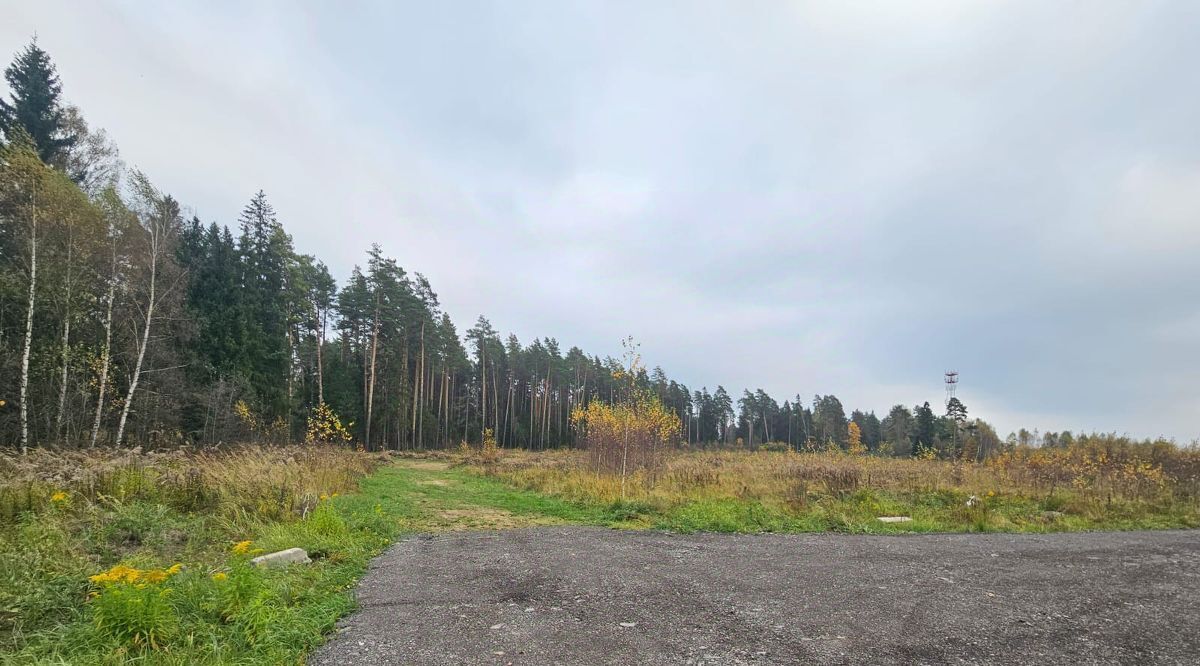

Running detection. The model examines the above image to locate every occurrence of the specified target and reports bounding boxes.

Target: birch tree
[89,189,131,446]
[0,141,47,453]
[114,173,178,446]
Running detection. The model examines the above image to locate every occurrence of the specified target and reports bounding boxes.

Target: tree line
[1,39,1035,458]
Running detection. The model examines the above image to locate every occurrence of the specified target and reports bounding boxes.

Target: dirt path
[310,527,1199,665]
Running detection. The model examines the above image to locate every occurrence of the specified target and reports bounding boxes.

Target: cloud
[3,0,1197,440]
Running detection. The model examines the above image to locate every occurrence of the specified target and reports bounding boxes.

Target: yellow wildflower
[320,494,329,501]
[231,540,253,555]
[89,564,142,586]
[50,491,69,503]
[212,572,228,581]
[89,562,184,588]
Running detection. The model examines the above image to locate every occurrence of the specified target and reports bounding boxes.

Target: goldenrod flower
[212,572,228,581]
[89,564,143,586]
[50,491,68,503]
[231,540,253,555]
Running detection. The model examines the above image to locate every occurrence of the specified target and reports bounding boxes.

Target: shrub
[89,566,183,650]
[305,402,355,445]
[570,394,680,496]
[480,428,501,465]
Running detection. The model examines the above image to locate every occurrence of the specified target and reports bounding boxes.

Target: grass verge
[0,447,387,665]
[0,453,633,664]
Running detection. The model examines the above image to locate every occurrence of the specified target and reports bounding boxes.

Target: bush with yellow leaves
[570,391,681,497]
[305,402,355,445]
[480,428,501,465]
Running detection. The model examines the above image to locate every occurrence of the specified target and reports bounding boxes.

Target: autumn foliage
[569,338,682,494]
[571,394,681,478]
[305,402,355,444]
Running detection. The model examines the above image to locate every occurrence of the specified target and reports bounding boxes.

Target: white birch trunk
[90,254,116,448]
[55,238,73,440]
[115,223,159,447]
[19,187,38,456]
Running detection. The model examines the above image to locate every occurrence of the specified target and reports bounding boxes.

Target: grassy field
[2,444,1197,664]
[479,446,1200,534]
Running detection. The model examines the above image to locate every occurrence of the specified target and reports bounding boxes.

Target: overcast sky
[4,1,1198,441]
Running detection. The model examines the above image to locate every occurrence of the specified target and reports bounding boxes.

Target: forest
[0,41,1155,458]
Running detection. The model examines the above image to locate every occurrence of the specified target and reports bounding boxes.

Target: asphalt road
[309,527,1200,665]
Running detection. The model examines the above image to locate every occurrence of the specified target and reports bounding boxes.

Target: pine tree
[0,39,76,165]
[946,397,968,423]
[912,402,937,458]
[712,386,733,443]
[237,191,296,419]
[882,404,913,456]
[813,394,848,448]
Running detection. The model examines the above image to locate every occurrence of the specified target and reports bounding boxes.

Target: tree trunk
[480,342,487,441]
[89,249,117,447]
[55,236,75,441]
[364,300,380,450]
[541,374,551,450]
[492,361,500,444]
[503,379,514,446]
[19,186,38,455]
[315,304,325,406]
[413,321,424,448]
[116,225,160,447]
[286,325,295,407]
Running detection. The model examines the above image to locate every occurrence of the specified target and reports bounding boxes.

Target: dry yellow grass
[0,445,387,523]
[485,442,1200,515]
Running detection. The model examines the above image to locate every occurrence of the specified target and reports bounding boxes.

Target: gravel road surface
[309,527,1199,665]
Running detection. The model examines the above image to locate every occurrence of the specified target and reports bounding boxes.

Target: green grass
[360,463,614,527]
[2,496,386,664]
[637,488,1198,535]
[4,456,1196,664]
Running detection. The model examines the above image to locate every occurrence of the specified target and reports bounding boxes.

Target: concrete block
[251,547,311,567]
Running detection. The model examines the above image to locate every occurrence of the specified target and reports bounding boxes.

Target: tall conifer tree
[0,39,76,164]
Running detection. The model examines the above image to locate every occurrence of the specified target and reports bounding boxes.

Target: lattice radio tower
[944,371,958,408]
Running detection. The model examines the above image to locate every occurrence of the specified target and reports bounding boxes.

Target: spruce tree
[913,402,937,457]
[0,39,76,165]
[237,191,295,418]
